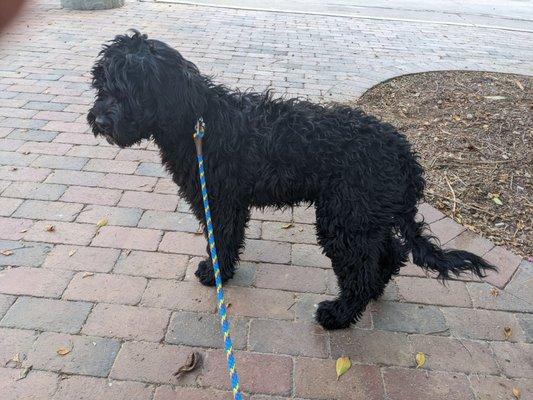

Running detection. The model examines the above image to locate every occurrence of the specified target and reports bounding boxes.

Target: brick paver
[0,1,530,399]
[27,332,120,377]
[0,297,91,333]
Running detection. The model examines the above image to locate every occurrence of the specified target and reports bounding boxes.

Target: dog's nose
[94,116,110,131]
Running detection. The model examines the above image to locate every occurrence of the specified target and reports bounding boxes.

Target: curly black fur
[88,30,496,330]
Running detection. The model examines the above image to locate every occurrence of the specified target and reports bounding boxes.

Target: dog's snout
[94,115,111,131]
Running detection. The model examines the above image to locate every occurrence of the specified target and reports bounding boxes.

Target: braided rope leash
[193,117,242,400]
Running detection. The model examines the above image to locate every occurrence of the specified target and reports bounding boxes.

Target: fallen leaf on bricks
[512,388,521,399]
[335,356,351,380]
[490,287,499,297]
[57,341,73,356]
[17,365,32,380]
[68,250,77,257]
[0,250,14,256]
[96,218,108,228]
[174,351,201,379]
[45,225,55,232]
[503,327,512,340]
[56,347,71,356]
[82,272,94,278]
[281,223,293,229]
[415,352,426,368]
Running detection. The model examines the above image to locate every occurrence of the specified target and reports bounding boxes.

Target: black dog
[88,31,495,330]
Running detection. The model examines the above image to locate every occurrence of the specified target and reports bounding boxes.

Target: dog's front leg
[194,204,250,286]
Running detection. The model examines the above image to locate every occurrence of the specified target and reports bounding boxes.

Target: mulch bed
[356,71,532,257]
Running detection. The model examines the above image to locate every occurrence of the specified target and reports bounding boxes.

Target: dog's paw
[195,260,216,286]
[315,300,351,330]
[195,260,234,286]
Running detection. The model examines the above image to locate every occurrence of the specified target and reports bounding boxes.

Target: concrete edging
[61,0,125,10]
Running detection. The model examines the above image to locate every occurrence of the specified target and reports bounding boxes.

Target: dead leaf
[174,351,201,379]
[415,352,426,368]
[96,218,108,228]
[68,250,77,257]
[492,196,503,206]
[16,365,32,381]
[281,223,293,229]
[0,250,14,256]
[82,272,94,278]
[45,225,55,232]
[503,327,512,340]
[512,387,521,399]
[56,347,71,356]
[335,356,351,380]
[452,115,461,122]
[57,341,73,356]
[513,80,524,90]
[490,287,500,297]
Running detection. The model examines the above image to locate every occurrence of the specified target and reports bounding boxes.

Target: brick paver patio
[0,1,532,399]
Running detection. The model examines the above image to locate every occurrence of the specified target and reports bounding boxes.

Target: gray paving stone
[138,210,199,232]
[165,311,248,349]
[13,199,83,221]
[0,297,92,333]
[330,328,413,366]
[8,129,57,142]
[372,301,448,334]
[135,162,169,178]
[0,294,15,319]
[518,314,533,343]
[250,319,328,358]
[0,240,53,267]
[2,181,66,200]
[77,205,143,227]
[27,332,120,377]
[31,154,88,170]
[468,262,533,313]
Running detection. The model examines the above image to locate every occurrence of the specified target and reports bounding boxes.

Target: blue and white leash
[193,117,242,400]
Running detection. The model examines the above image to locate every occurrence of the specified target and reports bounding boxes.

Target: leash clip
[193,117,205,155]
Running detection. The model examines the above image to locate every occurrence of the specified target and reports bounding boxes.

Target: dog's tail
[399,215,496,280]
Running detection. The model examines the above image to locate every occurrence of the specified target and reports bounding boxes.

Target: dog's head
[88,30,203,147]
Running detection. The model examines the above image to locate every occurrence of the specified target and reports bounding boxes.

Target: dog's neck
[151,81,235,193]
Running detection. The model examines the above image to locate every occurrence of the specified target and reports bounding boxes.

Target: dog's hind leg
[195,205,250,286]
[371,231,408,300]
[314,196,388,330]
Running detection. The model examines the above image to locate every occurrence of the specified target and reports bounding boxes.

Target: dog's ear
[129,39,209,123]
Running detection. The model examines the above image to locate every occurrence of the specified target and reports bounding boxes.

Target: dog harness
[193,118,242,400]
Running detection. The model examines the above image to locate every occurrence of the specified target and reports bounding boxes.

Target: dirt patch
[356,71,532,257]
